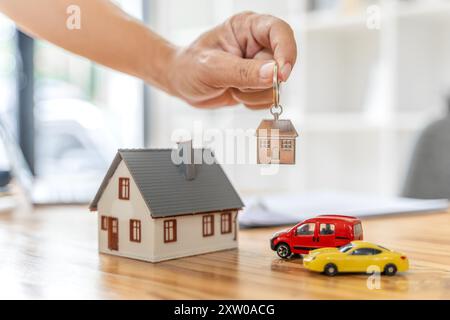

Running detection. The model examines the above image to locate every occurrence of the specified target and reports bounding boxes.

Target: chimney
[177,140,196,181]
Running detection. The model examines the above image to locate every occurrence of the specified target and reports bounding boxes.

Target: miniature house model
[89,142,244,262]
[256,119,298,164]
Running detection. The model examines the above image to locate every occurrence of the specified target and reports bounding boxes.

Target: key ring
[270,105,283,120]
[271,63,283,120]
[273,63,280,107]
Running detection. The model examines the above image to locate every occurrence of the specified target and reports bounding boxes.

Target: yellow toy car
[303,241,409,276]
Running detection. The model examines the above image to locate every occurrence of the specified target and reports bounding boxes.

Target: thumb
[207,52,275,89]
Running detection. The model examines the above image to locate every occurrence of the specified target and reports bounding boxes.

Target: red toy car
[270,215,363,259]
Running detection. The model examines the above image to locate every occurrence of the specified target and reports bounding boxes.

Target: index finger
[250,14,297,81]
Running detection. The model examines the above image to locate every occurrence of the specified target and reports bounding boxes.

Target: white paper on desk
[239,191,449,228]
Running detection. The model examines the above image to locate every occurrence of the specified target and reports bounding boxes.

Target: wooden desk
[0,205,449,299]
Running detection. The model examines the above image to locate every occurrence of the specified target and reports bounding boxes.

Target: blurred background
[1,0,450,205]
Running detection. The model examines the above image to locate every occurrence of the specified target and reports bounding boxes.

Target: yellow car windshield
[339,243,354,253]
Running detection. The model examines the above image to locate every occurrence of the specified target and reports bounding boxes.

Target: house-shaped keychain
[256,64,298,165]
[256,119,298,164]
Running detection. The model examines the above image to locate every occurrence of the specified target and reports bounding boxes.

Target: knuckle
[230,89,241,101]
[235,11,256,20]
[237,60,256,85]
[197,50,214,67]
[239,64,251,83]
[261,13,276,21]
[196,50,218,77]
[227,11,256,28]
[225,97,239,107]
[262,14,294,36]
[231,89,249,104]
[260,14,277,26]
[278,16,292,29]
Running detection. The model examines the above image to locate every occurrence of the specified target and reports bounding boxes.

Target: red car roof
[313,215,360,223]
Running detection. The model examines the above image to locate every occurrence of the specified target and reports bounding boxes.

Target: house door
[258,139,280,164]
[258,139,271,164]
[271,145,280,163]
[280,140,295,164]
[108,217,119,251]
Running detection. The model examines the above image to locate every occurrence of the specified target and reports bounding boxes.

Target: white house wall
[97,160,155,261]
[152,211,239,262]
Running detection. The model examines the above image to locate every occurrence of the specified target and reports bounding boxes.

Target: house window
[221,212,232,234]
[260,139,270,148]
[129,219,141,243]
[164,219,177,243]
[118,178,130,200]
[281,139,293,150]
[202,215,214,237]
[101,216,108,230]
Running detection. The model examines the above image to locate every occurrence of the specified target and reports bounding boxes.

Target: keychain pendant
[256,64,298,165]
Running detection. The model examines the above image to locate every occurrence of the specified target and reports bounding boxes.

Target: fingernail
[259,62,275,80]
[281,63,292,81]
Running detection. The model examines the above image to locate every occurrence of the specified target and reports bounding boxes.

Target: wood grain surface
[0,205,449,299]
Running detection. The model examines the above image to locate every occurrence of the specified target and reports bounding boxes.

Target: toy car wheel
[276,243,291,259]
[384,264,397,276]
[324,263,338,276]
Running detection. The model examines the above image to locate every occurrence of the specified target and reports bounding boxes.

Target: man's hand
[0,1,297,109]
[167,12,297,109]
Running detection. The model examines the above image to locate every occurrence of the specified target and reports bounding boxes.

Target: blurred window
[221,212,232,234]
[260,139,270,148]
[354,223,363,238]
[101,216,108,230]
[202,215,214,237]
[339,243,354,253]
[319,223,335,235]
[281,140,293,150]
[0,13,17,146]
[130,219,141,242]
[371,249,382,255]
[351,248,376,256]
[33,0,145,179]
[119,177,130,200]
[164,219,177,243]
[296,223,315,236]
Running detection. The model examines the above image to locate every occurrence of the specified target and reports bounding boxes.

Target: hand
[166,12,297,109]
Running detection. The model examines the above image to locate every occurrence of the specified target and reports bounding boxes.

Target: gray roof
[89,149,244,217]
